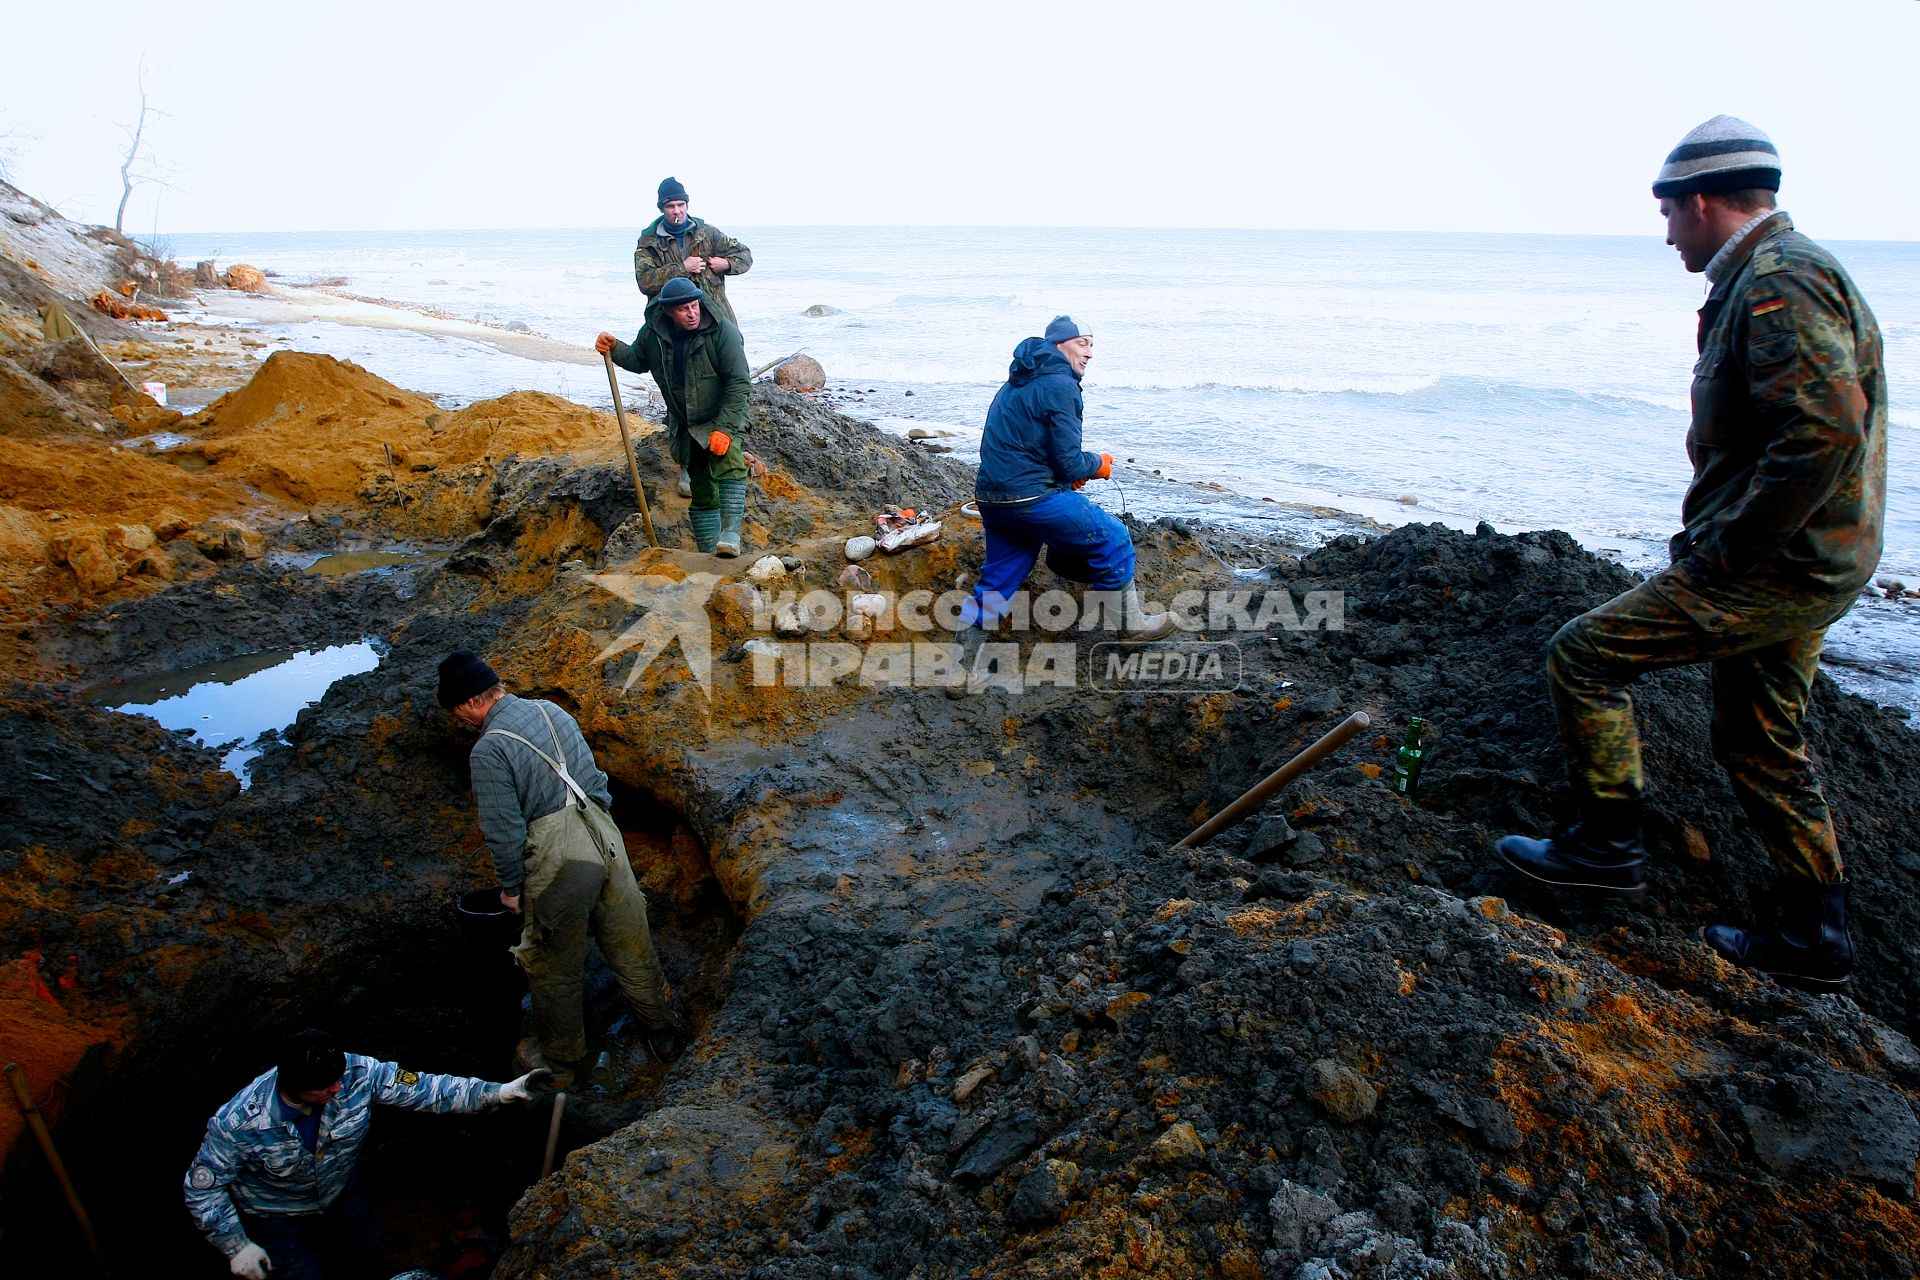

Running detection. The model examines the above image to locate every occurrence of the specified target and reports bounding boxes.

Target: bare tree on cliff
[0,118,25,183]
[114,66,174,236]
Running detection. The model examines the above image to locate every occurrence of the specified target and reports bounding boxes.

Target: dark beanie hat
[658,276,703,306]
[657,176,689,207]
[276,1028,346,1094]
[1652,115,1781,198]
[437,650,499,709]
[1044,315,1089,344]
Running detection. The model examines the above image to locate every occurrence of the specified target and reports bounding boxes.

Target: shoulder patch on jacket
[1752,300,1786,318]
[190,1165,217,1189]
[396,1069,420,1086]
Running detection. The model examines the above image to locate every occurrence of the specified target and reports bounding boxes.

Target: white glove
[499,1067,554,1102]
[229,1241,272,1279]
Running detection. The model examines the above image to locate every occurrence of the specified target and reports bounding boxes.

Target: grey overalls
[484,705,672,1062]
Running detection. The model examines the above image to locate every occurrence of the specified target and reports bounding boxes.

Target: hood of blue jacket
[1008,336,1078,387]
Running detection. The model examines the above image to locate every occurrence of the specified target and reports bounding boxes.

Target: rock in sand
[774,355,826,393]
[224,264,269,294]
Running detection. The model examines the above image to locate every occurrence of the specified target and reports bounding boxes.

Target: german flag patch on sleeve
[1752,300,1787,318]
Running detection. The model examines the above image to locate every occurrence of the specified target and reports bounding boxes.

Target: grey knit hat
[658,277,703,306]
[1652,115,1781,198]
[1044,315,1090,344]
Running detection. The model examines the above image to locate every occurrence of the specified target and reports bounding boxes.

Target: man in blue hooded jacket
[957,316,1176,665]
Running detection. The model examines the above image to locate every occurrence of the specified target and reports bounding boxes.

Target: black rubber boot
[1494,800,1647,897]
[1704,878,1852,989]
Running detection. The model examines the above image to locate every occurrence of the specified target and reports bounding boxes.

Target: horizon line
[144,221,1920,246]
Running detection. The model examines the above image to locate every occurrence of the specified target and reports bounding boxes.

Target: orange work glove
[706,429,732,456]
[1094,453,1113,480]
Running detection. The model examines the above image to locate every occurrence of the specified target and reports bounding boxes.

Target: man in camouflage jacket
[635,175,752,327]
[184,1029,545,1279]
[1495,116,1886,989]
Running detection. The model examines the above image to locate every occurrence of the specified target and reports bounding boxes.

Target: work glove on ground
[499,1067,556,1102]
[229,1241,272,1279]
[706,429,732,456]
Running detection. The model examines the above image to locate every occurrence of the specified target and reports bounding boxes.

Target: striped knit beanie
[1652,116,1781,198]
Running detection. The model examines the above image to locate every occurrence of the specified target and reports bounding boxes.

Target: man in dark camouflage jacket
[635,175,753,327]
[1495,116,1887,989]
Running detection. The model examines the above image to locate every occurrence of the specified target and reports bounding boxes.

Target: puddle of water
[303,549,446,577]
[135,431,194,451]
[168,452,213,472]
[96,641,384,785]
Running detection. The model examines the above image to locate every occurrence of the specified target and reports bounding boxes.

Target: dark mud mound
[499,520,1920,1279]
[1276,523,1920,1034]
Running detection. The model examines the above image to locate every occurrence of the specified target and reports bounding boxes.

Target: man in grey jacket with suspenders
[439,651,685,1086]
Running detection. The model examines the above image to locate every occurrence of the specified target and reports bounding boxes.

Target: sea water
[164,225,1920,711]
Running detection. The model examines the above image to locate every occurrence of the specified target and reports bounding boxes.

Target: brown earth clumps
[190,353,628,509]
[0,346,663,668]
[222,264,268,293]
[86,290,166,321]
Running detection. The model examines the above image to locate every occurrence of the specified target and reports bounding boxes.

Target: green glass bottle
[1393,718,1426,802]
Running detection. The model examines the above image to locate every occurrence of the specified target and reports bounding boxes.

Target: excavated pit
[1,528,745,1275]
[0,671,743,1276]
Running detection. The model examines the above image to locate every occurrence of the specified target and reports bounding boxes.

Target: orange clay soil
[190,353,624,507]
[0,950,128,1164]
[0,350,648,670]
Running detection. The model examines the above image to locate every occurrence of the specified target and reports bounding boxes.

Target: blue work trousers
[964,490,1135,629]
[239,1179,382,1280]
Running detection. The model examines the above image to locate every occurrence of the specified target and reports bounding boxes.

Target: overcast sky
[5,0,1918,240]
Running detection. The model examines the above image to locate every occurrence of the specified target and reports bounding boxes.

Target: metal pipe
[601,352,660,549]
[5,1061,111,1275]
[540,1090,567,1179]
[1174,710,1372,849]
[749,349,806,381]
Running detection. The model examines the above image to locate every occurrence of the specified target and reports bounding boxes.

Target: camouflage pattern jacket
[633,214,753,326]
[1672,212,1887,594]
[184,1054,502,1255]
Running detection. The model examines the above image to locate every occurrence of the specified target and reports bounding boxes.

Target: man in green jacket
[635,176,752,328]
[635,177,754,500]
[1495,116,1886,989]
[596,277,751,557]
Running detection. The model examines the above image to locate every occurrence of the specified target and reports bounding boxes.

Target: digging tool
[1174,710,1372,849]
[602,351,660,549]
[749,349,806,381]
[540,1090,568,1178]
[6,1061,110,1276]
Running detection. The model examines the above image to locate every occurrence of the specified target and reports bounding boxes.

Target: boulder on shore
[223,264,268,293]
[773,354,826,393]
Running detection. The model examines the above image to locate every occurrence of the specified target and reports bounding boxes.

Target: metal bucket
[454,886,520,950]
